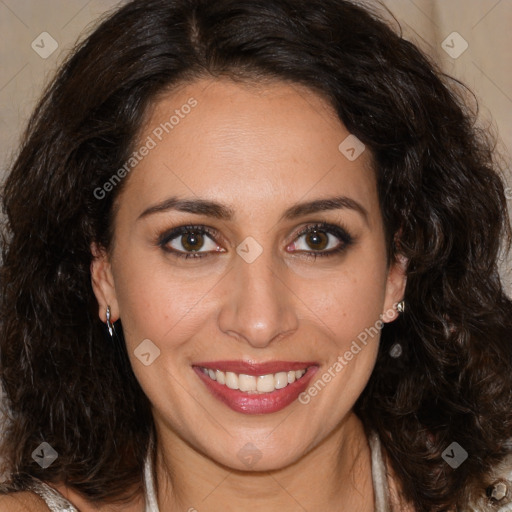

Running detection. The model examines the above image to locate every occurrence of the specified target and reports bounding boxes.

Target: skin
[82,77,406,511]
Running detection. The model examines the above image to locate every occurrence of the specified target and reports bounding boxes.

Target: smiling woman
[0,1,512,511]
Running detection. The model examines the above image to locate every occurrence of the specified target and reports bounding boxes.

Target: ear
[90,242,119,323]
[381,252,407,324]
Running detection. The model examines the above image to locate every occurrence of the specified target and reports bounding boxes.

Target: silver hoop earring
[397,300,405,314]
[106,305,114,337]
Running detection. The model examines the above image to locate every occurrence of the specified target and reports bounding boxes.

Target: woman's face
[91,78,405,470]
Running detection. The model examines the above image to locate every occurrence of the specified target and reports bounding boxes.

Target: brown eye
[304,230,329,251]
[180,231,205,252]
[289,222,355,259]
[159,225,224,259]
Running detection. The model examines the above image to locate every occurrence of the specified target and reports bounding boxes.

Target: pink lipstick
[192,360,319,414]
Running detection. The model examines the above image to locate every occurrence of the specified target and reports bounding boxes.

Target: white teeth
[257,374,275,392]
[239,374,257,392]
[199,367,308,394]
[216,369,225,385]
[225,372,239,390]
[274,372,288,389]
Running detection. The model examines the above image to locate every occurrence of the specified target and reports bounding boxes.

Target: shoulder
[0,491,50,511]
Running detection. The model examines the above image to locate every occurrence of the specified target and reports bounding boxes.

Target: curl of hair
[1,0,511,510]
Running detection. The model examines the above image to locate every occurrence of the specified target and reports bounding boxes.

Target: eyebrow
[137,195,369,224]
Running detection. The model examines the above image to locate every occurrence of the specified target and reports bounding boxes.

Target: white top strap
[26,479,78,512]
[369,429,392,511]
[144,444,160,512]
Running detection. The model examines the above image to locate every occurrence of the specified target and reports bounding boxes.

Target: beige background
[0,0,511,295]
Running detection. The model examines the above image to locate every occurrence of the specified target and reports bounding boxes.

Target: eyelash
[157,222,354,260]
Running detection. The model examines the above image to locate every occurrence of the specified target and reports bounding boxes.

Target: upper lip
[193,360,318,376]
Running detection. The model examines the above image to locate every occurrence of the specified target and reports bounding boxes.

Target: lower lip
[193,366,319,414]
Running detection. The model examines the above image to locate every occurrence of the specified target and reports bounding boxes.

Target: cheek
[111,249,210,352]
[298,250,388,347]
[112,260,212,406]
[294,254,388,415]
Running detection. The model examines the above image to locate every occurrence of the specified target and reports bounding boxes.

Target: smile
[192,361,319,414]
[198,366,308,394]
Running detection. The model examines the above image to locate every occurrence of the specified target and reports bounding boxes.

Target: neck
[152,412,374,512]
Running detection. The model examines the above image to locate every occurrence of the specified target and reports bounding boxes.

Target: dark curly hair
[1,0,511,510]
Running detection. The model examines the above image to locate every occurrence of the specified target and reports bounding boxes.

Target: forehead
[118,77,378,224]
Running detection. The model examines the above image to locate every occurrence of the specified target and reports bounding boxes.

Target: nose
[217,247,299,348]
